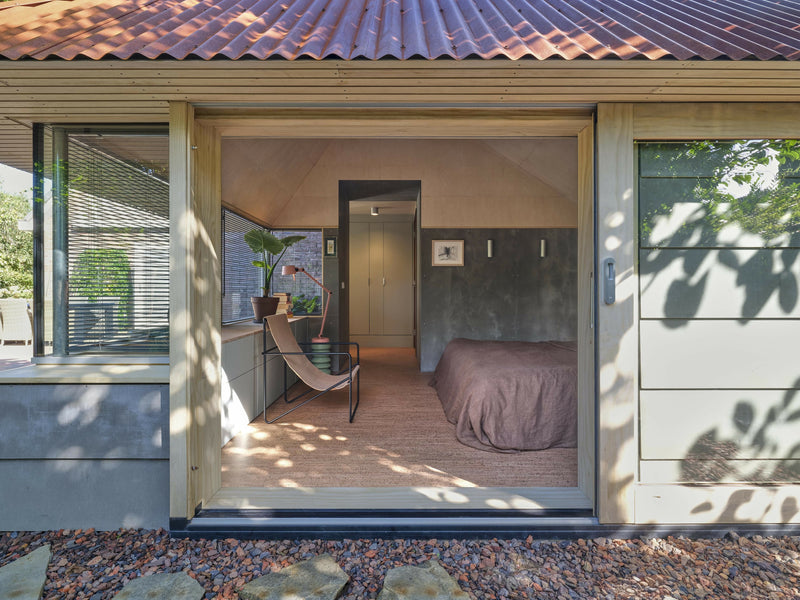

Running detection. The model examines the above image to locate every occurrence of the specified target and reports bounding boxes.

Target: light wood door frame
[173,108,596,520]
[169,102,222,522]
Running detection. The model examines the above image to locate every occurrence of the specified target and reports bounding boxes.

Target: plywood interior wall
[222,138,577,228]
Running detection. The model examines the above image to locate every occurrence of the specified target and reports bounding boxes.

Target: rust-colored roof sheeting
[1,0,800,61]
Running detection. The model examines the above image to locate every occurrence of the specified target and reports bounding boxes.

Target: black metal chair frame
[261,320,360,424]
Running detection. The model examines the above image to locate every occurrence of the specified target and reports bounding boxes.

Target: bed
[429,338,577,453]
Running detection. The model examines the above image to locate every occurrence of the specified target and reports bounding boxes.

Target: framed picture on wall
[432,240,464,266]
[324,236,337,257]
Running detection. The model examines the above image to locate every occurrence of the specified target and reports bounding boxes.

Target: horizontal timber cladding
[636,138,800,496]
[1,60,799,172]
[1,61,800,115]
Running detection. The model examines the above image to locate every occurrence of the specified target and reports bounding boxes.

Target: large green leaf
[244,229,284,255]
[279,234,306,248]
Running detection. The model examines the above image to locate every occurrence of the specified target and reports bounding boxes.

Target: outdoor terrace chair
[263,313,360,424]
[0,298,33,345]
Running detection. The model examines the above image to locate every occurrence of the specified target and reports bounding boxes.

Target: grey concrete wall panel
[640,248,800,319]
[420,228,577,372]
[0,460,169,530]
[0,384,168,459]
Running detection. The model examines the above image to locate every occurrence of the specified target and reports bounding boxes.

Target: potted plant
[244,229,305,322]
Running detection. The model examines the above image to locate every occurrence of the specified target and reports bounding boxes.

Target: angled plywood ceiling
[221,138,330,226]
[221,138,577,228]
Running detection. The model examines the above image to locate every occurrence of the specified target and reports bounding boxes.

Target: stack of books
[274,292,292,316]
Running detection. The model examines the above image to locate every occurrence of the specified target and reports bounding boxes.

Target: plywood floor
[221,348,577,489]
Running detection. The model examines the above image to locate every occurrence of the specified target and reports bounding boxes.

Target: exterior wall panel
[0,383,169,530]
[633,125,800,523]
[0,460,169,530]
[640,319,800,389]
[640,248,800,319]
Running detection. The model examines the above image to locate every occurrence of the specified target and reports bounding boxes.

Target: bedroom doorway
[340,180,420,354]
[191,110,597,527]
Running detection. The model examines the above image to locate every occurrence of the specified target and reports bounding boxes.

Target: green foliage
[244,229,306,295]
[291,293,319,315]
[641,139,800,247]
[0,188,33,298]
[70,248,132,326]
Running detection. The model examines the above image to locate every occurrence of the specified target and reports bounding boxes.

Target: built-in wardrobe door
[381,222,413,336]
[349,221,413,346]
[368,224,384,335]
[349,222,371,336]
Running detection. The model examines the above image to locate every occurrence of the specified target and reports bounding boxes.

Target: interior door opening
[341,180,420,353]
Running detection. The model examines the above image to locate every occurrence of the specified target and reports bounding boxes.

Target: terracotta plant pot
[251,296,279,323]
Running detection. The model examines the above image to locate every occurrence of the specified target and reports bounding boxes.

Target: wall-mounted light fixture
[487,239,494,258]
[370,206,379,216]
[540,239,547,258]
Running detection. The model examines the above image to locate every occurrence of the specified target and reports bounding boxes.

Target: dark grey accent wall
[0,384,169,530]
[420,228,578,372]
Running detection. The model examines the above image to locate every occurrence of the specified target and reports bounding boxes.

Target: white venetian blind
[65,133,169,354]
[222,209,264,324]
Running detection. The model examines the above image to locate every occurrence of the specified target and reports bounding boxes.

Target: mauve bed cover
[430,338,577,453]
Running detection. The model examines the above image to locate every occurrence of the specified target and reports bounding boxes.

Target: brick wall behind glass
[271,231,323,314]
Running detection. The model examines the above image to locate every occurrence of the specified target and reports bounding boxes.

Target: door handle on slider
[603,258,616,305]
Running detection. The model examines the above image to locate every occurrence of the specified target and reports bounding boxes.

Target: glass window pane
[222,209,263,324]
[38,128,169,356]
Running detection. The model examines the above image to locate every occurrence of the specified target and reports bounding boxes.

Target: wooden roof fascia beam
[196,108,594,138]
[632,101,800,139]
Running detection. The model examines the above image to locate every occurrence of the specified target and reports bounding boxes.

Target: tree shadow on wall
[639,140,800,523]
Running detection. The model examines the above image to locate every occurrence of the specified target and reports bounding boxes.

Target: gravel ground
[1,529,799,599]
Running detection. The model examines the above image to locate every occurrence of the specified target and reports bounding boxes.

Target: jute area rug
[221,347,577,488]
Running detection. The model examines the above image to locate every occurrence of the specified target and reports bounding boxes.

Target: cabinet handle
[382,277,386,286]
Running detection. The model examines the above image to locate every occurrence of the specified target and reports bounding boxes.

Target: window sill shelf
[0,363,169,384]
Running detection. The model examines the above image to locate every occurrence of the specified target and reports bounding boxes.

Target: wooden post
[595,104,637,524]
[169,101,223,523]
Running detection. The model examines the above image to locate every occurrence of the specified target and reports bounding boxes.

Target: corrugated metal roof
[1,0,800,61]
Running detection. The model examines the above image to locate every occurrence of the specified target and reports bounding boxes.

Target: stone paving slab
[239,553,349,600]
[377,560,470,600]
[113,571,204,599]
[0,544,50,600]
